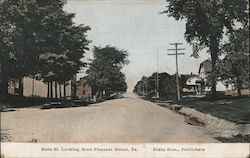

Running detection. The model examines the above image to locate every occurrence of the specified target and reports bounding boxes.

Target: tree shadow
[0,132,11,142]
[40,101,89,110]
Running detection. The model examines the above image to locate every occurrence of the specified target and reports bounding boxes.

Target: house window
[82,90,86,95]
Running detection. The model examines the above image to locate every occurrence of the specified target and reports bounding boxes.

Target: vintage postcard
[0,0,249,158]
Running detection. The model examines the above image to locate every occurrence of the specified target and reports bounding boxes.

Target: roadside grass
[216,134,250,143]
[145,94,250,124]
[177,96,250,124]
[0,94,121,110]
[0,95,51,108]
[0,95,93,110]
[144,94,250,124]
[0,132,11,142]
[144,94,250,142]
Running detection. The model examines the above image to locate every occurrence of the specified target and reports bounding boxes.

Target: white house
[185,75,202,94]
[185,59,234,95]
[198,59,233,93]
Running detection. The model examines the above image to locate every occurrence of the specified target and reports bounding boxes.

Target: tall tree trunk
[71,81,76,99]
[210,35,219,98]
[47,82,50,99]
[237,86,242,96]
[55,82,58,99]
[32,77,35,96]
[59,84,62,99]
[236,77,242,96]
[63,82,66,99]
[0,78,8,99]
[101,90,103,99]
[0,63,8,98]
[50,82,53,99]
[18,77,24,96]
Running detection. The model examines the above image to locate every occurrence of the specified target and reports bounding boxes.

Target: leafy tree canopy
[87,45,129,98]
[162,0,249,97]
[163,0,248,49]
[0,0,90,97]
[217,27,249,95]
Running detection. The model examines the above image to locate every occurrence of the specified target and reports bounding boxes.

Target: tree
[133,79,144,96]
[87,45,129,99]
[0,8,17,97]
[163,0,249,97]
[102,66,127,96]
[0,0,90,99]
[38,23,90,99]
[157,73,176,98]
[179,74,190,92]
[134,72,182,100]
[36,1,90,99]
[218,27,249,96]
[0,0,53,96]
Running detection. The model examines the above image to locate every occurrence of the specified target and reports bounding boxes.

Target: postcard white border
[1,143,250,158]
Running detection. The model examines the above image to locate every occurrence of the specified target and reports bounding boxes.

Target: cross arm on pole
[168,53,185,55]
[167,42,185,101]
[170,43,183,45]
[167,48,185,51]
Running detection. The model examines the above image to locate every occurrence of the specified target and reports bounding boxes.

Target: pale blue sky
[64,0,210,92]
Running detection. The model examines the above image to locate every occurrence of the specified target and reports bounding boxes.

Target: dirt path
[1,93,217,142]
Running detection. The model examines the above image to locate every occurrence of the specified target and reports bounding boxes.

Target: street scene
[1,93,217,143]
[0,0,249,144]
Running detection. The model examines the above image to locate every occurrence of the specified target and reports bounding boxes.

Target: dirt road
[1,93,217,142]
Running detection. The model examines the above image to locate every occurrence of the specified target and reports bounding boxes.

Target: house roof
[76,77,90,85]
[198,59,212,74]
[181,74,199,78]
[186,76,202,86]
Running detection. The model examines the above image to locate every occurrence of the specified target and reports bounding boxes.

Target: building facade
[8,77,72,98]
[76,78,92,99]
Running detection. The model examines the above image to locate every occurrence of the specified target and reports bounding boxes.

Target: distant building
[198,59,232,93]
[184,74,203,94]
[76,78,92,99]
[184,60,236,95]
[198,59,212,80]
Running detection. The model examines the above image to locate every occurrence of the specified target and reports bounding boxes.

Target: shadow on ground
[146,95,250,124]
[40,101,89,109]
[216,134,250,143]
[178,96,250,124]
[0,132,11,142]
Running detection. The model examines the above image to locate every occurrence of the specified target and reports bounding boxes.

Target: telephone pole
[155,48,159,98]
[167,43,185,101]
[156,49,159,98]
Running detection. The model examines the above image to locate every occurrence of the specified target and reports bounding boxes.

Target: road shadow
[0,132,11,142]
[0,108,16,112]
[40,101,89,110]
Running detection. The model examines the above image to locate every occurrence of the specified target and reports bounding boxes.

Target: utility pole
[168,43,185,101]
[155,49,159,98]
[32,77,34,97]
[143,82,145,96]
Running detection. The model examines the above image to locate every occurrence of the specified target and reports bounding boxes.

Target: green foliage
[87,46,129,98]
[163,0,248,47]
[163,0,249,96]
[218,27,249,95]
[0,0,90,97]
[134,72,187,99]
[158,73,176,96]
